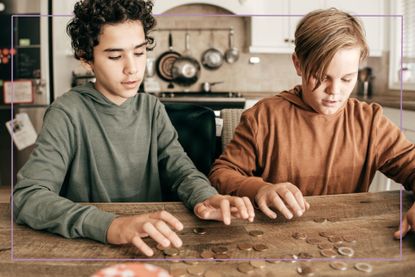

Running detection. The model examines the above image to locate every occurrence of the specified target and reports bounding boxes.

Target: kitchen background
[0,0,414,192]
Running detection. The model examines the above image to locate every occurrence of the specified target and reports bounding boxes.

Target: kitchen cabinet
[249,0,386,56]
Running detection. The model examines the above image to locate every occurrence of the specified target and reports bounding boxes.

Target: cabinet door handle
[284,38,289,43]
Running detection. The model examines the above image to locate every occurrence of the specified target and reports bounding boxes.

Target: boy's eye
[134,52,144,57]
[342,79,352,83]
[108,56,121,60]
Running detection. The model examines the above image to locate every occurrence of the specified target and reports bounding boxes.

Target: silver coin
[354,262,373,273]
[193,227,207,235]
[337,246,354,257]
[249,260,266,269]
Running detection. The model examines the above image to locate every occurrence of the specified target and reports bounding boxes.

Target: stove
[154,92,246,110]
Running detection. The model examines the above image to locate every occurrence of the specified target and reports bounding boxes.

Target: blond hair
[294,8,368,90]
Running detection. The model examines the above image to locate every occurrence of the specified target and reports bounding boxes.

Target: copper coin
[319,231,336,238]
[292,232,307,240]
[164,248,180,256]
[211,246,228,254]
[253,244,268,251]
[317,243,333,250]
[337,246,354,257]
[297,252,313,259]
[171,268,187,277]
[237,263,254,274]
[320,249,337,258]
[187,265,205,276]
[330,261,348,271]
[342,235,356,243]
[328,236,343,243]
[204,270,222,277]
[297,264,315,276]
[237,242,253,251]
[354,262,373,273]
[249,230,264,237]
[265,258,281,264]
[306,238,322,245]
[214,253,230,260]
[193,227,207,235]
[200,250,215,259]
[313,218,327,223]
[333,242,344,249]
[184,259,199,265]
[249,260,266,269]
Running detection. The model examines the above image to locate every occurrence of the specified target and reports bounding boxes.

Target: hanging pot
[156,32,181,84]
[172,32,201,86]
[201,31,223,70]
[225,29,239,64]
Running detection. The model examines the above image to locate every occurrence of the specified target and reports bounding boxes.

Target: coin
[306,238,322,245]
[211,246,228,254]
[297,252,313,259]
[328,236,343,243]
[187,265,205,276]
[327,217,338,222]
[170,268,187,277]
[156,244,167,251]
[320,249,337,258]
[200,250,215,259]
[249,230,264,237]
[319,231,335,238]
[354,262,373,273]
[237,263,254,274]
[313,218,327,223]
[193,227,207,235]
[330,261,348,271]
[337,246,354,257]
[164,248,180,256]
[265,258,281,264]
[250,260,266,269]
[297,264,315,276]
[204,270,222,277]
[333,242,344,249]
[214,253,230,260]
[292,232,307,240]
[317,243,333,250]
[253,244,268,251]
[342,235,356,243]
[184,259,199,265]
[237,242,253,251]
[282,254,298,263]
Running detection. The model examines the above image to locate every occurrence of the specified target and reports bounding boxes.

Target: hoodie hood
[71,82,135,113]
[277,85,313,112]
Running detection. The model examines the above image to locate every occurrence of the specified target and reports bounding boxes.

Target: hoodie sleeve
[209,109,271,202]
[13,107,115,243]
[373,106,415,191]
[155,102,218,209]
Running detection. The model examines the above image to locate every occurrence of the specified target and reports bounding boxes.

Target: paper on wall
[5,113,38,150]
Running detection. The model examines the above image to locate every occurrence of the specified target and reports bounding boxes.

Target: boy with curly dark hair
[13,0,254,257]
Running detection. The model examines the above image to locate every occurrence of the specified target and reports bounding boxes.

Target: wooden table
[1,190,414,276]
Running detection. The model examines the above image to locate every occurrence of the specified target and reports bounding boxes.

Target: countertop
[1,191,414,276]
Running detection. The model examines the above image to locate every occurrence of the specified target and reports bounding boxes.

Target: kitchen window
[389,0,415,91]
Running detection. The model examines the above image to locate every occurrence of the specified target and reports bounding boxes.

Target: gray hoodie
[13,82,217,243]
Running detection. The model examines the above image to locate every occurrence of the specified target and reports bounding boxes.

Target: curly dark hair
[66,0,156,61]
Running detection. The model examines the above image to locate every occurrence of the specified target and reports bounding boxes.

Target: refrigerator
[0,0,50,186]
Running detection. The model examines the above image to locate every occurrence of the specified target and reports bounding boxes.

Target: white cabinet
[249,0,385,56]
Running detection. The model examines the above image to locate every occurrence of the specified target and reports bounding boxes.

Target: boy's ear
[292,53,302,77]
[80,59,94,73]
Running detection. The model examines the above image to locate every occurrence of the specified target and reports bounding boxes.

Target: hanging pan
[156,32,181,86]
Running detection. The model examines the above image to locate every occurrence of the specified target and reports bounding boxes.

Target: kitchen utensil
[201,31,223,70]
[156,32,181,84]
[225,29,239,64]
[201,81,224,93]
[172,32,201,86]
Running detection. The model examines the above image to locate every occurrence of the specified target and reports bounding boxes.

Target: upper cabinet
[248,0,386,56]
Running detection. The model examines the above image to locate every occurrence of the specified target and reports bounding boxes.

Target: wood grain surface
[1,190,414,277]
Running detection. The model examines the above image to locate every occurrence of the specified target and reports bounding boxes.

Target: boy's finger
[142,222,171,248]
[243,196,255,222]
[131,235,154,256]
[152,210,183,231]
[154,220,183,248]
[220,198,231,225]
[229,197,248,219]
[257,198,277,219]
[394,217,410,239]
[281,191,303,217]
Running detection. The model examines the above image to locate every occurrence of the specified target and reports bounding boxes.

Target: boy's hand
[255,182,310,219]
[393,203,415,239]
[106,211,183,257]
[194,194,255,225]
